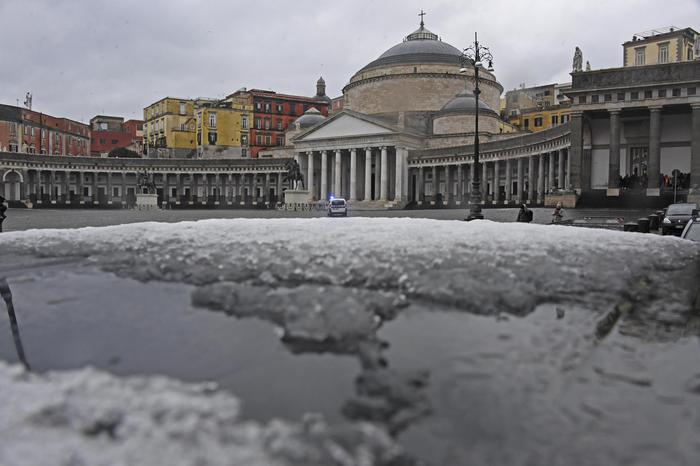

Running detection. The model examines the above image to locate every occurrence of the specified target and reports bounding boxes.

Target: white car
[327,198,347,217]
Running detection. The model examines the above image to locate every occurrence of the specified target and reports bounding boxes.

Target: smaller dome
[438,89,496,115]
[295,107,326,129]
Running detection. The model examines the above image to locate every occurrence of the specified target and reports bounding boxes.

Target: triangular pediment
[295,112,394,141]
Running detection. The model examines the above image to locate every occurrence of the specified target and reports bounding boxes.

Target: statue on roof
[572,47,583,72]
[585,60,591,71]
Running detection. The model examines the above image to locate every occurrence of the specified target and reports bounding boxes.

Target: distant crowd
[618,170,690,191]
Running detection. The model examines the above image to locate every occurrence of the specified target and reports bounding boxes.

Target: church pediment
[294,112,394,141]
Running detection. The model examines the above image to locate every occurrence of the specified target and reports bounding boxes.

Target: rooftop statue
[573,46,583,72]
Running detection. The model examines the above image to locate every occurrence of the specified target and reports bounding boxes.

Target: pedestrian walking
[551,202,564,224]
[516,203,533,223]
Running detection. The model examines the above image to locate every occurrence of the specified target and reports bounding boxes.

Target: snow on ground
[0,218,699,465]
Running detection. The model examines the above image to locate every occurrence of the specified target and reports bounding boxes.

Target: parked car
[661,203,698,236]
[327,198,347,217]
[680,217,700,242]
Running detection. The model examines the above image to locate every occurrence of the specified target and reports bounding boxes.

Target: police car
[327,198,348,217]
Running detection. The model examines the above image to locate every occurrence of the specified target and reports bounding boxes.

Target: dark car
[661,203,698,236]
[680,217,700,242]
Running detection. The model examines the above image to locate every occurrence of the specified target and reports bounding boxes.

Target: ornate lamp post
[460,32,494,221]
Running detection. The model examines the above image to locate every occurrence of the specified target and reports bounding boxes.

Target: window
[255,102,261,110]
[523,119,529,129]
[208,131,217,144]
[688,47,694,61]
[631,91,639,100]
[578,96,586,104]
[9,122,16,135]
[276,104,282,113]
[534,117,543,127]
[41,128,46,138]
[181,123,186,131]
[99,138,106,144]
[255,118,261,129]
[604,93,612,102]
[256,134,262,145]
[672,88,681,97]
[617,92,625,101]
[99,122,108,130]
[264,135,271,145]
[276,136,284,146]
[264,103,270,112]
[658,43,669,63]
[658,89,667,98]
[264,119,270,130]
[31,127,35,136]
[40,149,46,155]
[644,90,653,98]
[688,87,697,96]
[592,95,599,103]
[241,148,247,157]
[208,112,217,128]
[9,143,17,152]
[241,115,248,129]
[179,102,186,115]
[551,115,559,125]
[276,120,282,130]
[113,187,120,197]
[635,47,645,66]
[111,139,118,144]
[562,114,569,123]
[241,134,248,145]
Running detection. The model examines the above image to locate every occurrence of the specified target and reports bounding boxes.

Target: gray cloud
[2,0,698,122]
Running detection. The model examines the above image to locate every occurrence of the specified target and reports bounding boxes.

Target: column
[516,157,524,202]
[493,161,500,204]
[569,112,584,192]
[456,164,463,204]
[49,170,55,202]
[444,165,451,204]
[608,109,621,196]
[24,170,32,200]
[527,155,535,203]
[364,148,372,201]
[547,152,555,195]
[334,149,341,198]
[505,159,512,204]
[121,173,126,204]
[321,150,328,201]
[431,165,437,203]
[538,153,545,204]
[107,172,113,203]
[557,149,565,191]
[265,173,271,204]
[380,146,388,201]
[481,162,487,202]
[692,104,700,189]
[395,148,405,202]
[565,149,571,190]
[213,174,218,203]
[193,174,199,203]
[306,152,315,199]
[253,173,258,203]
[417,166,424,203]
[350,148,357,201]
[276,172,282,201]
[220,173,226,204]
[92,172,98,204]
[647,106,662,196]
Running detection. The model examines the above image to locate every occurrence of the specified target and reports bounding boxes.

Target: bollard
[647,214,660,230]
[623,222,638,232]
[637,217,650,233]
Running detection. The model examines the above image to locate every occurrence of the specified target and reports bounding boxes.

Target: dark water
[0,268,358,422]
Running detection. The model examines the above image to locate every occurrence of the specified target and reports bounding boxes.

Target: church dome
[438,89,497,116]
[359,25,463,72]
[295,107,326,129]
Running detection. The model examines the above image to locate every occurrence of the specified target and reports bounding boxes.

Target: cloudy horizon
[2,0,698,123]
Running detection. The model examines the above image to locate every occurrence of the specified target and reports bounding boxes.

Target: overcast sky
[2,0,698,123]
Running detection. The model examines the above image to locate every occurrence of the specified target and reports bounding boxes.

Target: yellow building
[143,97,197,157]
[195,95,252,158]
[503,83,572,133]
[623,27,698,67]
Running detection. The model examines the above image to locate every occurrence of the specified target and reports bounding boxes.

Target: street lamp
[460,32,493,221]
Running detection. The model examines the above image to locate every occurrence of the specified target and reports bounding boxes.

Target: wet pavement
[1,218,699,465]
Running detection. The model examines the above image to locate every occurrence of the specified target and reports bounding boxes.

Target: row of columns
[303,146,405,202]
[412,149,569,205]
[10,170,288,205]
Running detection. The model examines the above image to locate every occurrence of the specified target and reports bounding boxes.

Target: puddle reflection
[1,277,31,370]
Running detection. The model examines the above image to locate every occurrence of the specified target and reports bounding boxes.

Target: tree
[108,147,141,158]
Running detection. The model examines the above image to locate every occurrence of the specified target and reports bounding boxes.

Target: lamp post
[460,32,494,221]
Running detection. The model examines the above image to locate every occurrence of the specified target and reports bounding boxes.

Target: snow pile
[0,362,401,466]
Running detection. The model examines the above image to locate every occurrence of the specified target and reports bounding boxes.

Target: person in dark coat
[0,196,6,233]
[516,203,533,223]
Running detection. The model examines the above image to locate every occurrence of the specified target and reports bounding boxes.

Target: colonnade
[298,145,408,203]
[4,169,288,207]
[410,148,569,205]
